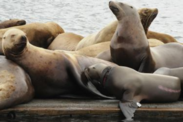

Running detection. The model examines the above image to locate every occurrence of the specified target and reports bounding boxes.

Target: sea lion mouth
[150,9,158,21]
[84,68,101,85]
[84,68,92,81]
[109,5,119,15]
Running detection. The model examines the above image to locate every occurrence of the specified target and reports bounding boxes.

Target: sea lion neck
[100,66,112,87]
[5,43,29,61]
[116,17,148,46]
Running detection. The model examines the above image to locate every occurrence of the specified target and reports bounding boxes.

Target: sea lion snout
[17,20,26,25]
[109,1,119,15]
[84,67,90,73]
[151,8,158,18]
[20,35,27,43]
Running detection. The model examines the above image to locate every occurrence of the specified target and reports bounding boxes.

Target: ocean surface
[0,0,182,42]
[0,0,183,122]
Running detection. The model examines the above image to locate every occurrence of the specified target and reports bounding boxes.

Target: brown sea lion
[75,7,158,50]
[48,32,84,51]
[0,19,26,29]
[0,56,34,110]
[2,28,118,99]
[0,22,64,55]
[84,63,180,120]
[109,1,183,73]
[147,31,177,43]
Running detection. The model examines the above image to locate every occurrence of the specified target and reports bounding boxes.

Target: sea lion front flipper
[87,81,115,99]
[119,101,141,121]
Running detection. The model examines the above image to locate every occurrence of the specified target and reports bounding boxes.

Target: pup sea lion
[0,19,26,29]
[0,22,64,54]
[2,28,118,99]
[48,32,83,51]
[109,1,183,73]
[0,56,34,110]
[84,63,181,120]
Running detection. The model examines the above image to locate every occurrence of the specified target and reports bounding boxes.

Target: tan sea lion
[84,63,180,120]
[0,19,26,29]
[0,22,64,54]
[48,32,84,51]
[2,28,118,99]
[109,1,183,73]
[0,56,34,110]
[75,21,117,50]
[75,7,160,50]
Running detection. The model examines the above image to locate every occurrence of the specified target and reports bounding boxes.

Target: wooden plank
[0,99,183,121]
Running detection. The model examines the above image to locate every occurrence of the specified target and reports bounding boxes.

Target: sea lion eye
[3,37,6,39]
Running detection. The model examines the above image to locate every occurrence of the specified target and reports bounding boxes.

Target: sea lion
[75,7,159,50]
[63,8,159,58]
[109,1,183,73]
[75,21,117,50]
[0,22,64,54]
[147,31,177,43]
[0,56,34,110]
[74,38,164,58]
[48,32,84,51]
[84,63,181,120]
[154,67,183,95]
[2,28,118,99]
[148,38,164,47]
[0,19,26,29]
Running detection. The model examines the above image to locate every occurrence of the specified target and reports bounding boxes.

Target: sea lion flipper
[87,81,115,99]
[119,101,141,120]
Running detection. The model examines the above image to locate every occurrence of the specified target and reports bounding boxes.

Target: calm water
[0,0,183,41]
[0,0,183,122]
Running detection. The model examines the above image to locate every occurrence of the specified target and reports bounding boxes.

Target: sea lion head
[2,28,27,56]
[138,8,158,34]
[109,1,137,20]
[84,63,108,84]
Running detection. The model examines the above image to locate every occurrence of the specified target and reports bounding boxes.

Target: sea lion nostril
[21,35,26,41]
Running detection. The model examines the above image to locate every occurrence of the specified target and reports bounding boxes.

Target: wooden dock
[0,99,183,121]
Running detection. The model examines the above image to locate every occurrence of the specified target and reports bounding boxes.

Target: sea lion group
[0,1,183,121]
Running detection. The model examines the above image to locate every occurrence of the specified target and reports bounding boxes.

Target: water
[0,0,183,122]
[0,0,182,41]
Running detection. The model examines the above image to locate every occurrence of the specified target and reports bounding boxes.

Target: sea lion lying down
[84,63,180,120]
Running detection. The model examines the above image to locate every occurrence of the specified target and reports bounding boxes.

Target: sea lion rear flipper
[119,101,141,120]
